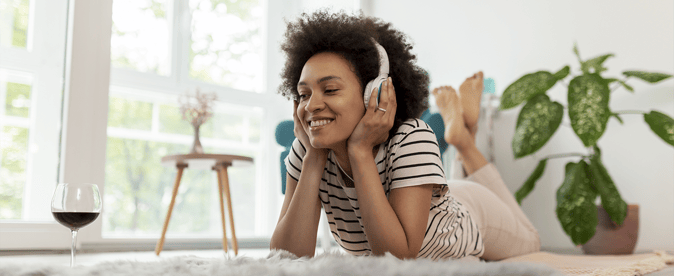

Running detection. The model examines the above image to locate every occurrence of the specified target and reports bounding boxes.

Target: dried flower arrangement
[179,88,217,154]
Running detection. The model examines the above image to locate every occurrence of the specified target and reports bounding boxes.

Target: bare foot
[458,71,484,137]
[432,86,473,150]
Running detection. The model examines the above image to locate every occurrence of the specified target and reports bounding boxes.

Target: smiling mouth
[308,119,334,130]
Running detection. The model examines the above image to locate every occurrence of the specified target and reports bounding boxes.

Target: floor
[0,248,281,267]
[1,248,673,275]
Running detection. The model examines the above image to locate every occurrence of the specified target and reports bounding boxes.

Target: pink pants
[449,160,541,261]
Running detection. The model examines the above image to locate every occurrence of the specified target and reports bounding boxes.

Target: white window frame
[0,0,72,249]
[2,0,368,250]
[87,0,285,248]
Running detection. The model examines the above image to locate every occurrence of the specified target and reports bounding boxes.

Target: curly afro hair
[278,10,430,139]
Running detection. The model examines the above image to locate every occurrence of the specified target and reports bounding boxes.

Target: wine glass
[51,183,101,267]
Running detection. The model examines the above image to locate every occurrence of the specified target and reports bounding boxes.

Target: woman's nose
[305,92,325,112]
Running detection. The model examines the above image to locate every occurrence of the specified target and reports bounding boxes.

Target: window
[1,0,362,249]
[104,88,262,237]
[105,0,269,239]
[0,0,31,50]
[188,0,263,91]
[0,70,33,220]
[0,0,68,222]
[110,0,172,76]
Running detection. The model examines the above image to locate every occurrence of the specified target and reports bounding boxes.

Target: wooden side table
[154,153,254,256]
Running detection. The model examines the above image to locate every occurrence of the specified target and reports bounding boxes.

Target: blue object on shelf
[483,77,496,94]
[275,120,295,195]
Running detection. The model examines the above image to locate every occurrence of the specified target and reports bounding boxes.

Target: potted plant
[499,44,673,253]
[179,88,217,154]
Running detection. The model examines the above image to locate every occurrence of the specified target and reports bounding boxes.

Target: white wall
[367,0,674,251]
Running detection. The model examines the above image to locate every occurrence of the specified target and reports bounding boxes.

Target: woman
[270,11,540,261]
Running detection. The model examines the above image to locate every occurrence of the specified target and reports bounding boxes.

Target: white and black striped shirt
[285,118,484,260]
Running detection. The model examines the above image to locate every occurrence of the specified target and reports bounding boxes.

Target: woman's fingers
[375,78,391,118]
[293,100,310,145]
[387,78,397,123]
[365,83,379,117]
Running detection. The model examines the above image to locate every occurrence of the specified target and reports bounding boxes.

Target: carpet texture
[502,250,674,276]
[0,250,562,276]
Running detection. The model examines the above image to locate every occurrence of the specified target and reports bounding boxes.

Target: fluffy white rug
[0,250,562,276]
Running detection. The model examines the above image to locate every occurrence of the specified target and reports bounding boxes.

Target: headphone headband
[372,39,389,76]
[363,38,390,107]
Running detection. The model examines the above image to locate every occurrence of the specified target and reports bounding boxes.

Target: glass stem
[70,230,78,267]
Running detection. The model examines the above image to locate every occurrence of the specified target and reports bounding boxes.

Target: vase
[190,124,204,154]
[581,204,639,255]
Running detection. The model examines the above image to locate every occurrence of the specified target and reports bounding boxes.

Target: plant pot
[581,204,639,255]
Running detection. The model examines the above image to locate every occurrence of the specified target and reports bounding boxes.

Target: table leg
[155,164,187,256]
[215,167,229,253]
[219,165,238,255]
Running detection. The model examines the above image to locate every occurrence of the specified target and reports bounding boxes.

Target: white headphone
[363,38,390,108]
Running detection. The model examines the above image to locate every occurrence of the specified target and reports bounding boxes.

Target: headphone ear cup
[363,77,388,108]
[363,80,376,107]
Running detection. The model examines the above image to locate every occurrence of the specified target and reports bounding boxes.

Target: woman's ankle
[455,140,488,176]
[454,132,476,153]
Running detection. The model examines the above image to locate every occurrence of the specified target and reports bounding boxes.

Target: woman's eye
[325,89,338,93]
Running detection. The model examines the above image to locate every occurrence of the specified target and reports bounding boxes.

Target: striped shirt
[285,118,484,260]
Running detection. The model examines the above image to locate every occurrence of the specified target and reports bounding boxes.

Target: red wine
[52,212,100,230]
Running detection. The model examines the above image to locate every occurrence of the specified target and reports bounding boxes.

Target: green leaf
[605,78,633,92]
[573,43,582,65]
[617,80,634,92]
[623,71,673,83]
[556,161,598,246]
[500,71,558,110]
[581,54,614,75]
[515,159,548,205]
[553,66,570,81]
[568,74,611,147]
[587,148,627,226]
[644,110,674,147]
[512,94,564,158]
[611,113,624,125]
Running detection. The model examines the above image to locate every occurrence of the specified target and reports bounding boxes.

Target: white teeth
[310,119,334,127]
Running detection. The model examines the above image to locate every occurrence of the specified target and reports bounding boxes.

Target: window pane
[249,115,260,143]
[201,112,243,141]
[0,126,28,219]
[0,1,68,222]
[0,0,30,49]
[159,104,192,135]
[5,82,31,117]
[222,151,256,234]
[107,97,153,130]
[189,0,263,92]
[104,92,262,238]
[111,0,171,76]
[103,138,221,235]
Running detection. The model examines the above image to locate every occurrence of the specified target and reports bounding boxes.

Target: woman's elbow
[269,238,315,258]
[374,249,418,260]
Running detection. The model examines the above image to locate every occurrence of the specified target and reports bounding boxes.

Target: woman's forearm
[270,152,328,258]
[348,149,415,259]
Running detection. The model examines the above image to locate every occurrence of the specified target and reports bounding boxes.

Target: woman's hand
[348,77,397,153]
[293,100,328,158]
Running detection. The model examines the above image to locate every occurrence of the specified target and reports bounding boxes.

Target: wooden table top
[161,153,254,170]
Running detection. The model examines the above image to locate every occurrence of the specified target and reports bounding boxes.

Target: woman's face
[297,52,365,149]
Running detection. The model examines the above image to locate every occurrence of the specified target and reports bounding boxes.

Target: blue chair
[420,109,449,159]
[275,120,295,195]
